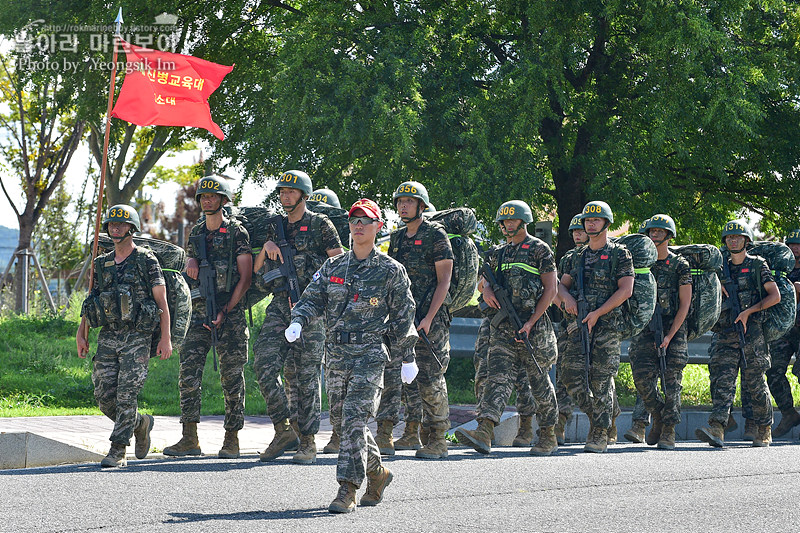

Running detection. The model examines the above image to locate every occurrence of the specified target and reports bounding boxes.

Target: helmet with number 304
[495,200,533,224]
[277,170,313,196]
[195,175,234,202]
[309,188,341,208]
[102,204,140,233]
[392,181,430,208]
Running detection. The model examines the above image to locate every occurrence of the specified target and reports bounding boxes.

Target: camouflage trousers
[560,320,621,429]
[708,324,773,427]
[474,318,536,416]
[253,297,324,435]
[555,330,575,419]
[378,310,451,431]
[632,395,650,423]
[327,348,386,487]
[478,318,558,427]
[628,322,688,426]
[178,307,249,431]
[92,326,151,445]
[766,326,800,412]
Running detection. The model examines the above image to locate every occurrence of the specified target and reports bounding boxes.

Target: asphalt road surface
[2,441,798,532]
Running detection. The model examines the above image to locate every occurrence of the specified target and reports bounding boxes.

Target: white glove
[285,322,302,343]
[401,361,419,384]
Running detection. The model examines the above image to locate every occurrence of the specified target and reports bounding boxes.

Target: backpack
[97,234,192,352]
[612,234,657,339]
[748,241,797,342]
[426,208,480,312]
[668,244,723,341]
[306,200,350,248]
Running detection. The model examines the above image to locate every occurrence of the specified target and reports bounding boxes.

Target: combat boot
[743,418,757,441]
[416,428,448,459]
[260,418,299,462]
[724,413,738,434]
[163,422,201,456]
[753,425,772,447]
[133,414,154,460]
[360,466,393,506]
[512,415,534,447]
[455,418,494,455]
[646,409,663,446]
[292,434,317,464]
[375,420,395,456]
[328,481,358,514]
[322,429,340,454]
[773,408,800,438]
[657,424,676,450]
[530,426,558,456]
[584,426,608,454]
[394,421,422,450]
[607,416,618,445]
[101,443,127,468]
[695,421,725,447]
[288,420,300,452]
[419,424,431,446]
[624,420,647,443]
[218,430,240,459]
[555,413,568,445]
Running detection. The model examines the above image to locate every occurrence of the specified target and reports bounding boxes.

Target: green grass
[2,309,799,416]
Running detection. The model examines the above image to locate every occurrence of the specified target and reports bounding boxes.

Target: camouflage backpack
[426,207,480,312]
[306,199,350,248]
[668,244,723,341]
[98,234,191,353]
[748,241,797,342]
[612,233,657,339]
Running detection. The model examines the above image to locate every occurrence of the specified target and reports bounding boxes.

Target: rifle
[722,255,748,370]
[649,305,668,396]
[264,215,302,307]
[479,247,543,375]
[575,252,593,393]
[189,232,219,371]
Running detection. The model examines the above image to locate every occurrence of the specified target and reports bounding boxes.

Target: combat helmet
[569,213,584,232]
[278,170,313,196]
[393,181,429,223]
[785,229,800,245]
[645,214,677,241]
[195,175,234,202]
[721,220,754,253]
[637,218,650,234]
[102,204,140,238]
[309,188,341,208]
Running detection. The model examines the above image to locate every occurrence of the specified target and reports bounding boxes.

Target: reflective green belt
[501,263,540,275]
[634,267,650,275]
[162,268,181,273]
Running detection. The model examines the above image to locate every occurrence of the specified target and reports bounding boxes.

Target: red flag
[110,40,233,140]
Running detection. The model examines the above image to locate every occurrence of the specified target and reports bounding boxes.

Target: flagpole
[87,8,123,294]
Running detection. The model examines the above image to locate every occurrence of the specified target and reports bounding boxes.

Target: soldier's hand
[401,361,419,384]
[157,338,173,360]
[721,285,729,299]
[265,241,283,263]
[186,258,199,280]
[735,311,749,334]
[583,310,600,333]
[660,334,673,350]
[417,316,433,335]
[285,322,302,342]
[76,334,89,359]
[212,310,226,327]
[483,285,500,309]
[517,319,534,340]
[562,294,578,315]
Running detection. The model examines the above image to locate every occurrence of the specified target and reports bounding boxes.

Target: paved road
[1,439,798,532]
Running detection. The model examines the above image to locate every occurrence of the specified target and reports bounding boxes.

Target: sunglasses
[348,216,378,225]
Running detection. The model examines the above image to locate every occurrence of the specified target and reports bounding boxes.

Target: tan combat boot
[260,418,299,462]
[743,418,757,441]
[292,433,317,464]
[584,426,608,453]
[530,426,558,456]
[419,424,430,446]
[328,481,358,514]
[163,422,201,456]
[394,421,422,450]
[101,443,127,468]
[724,413,738,434]
[416,427,449,459]
[695,421,725,448]
[646,410,663,446]
[624,420,647,443]
[133,414,154,460]
[657,424,676,450]
[455,418,494,455]
[753,425,772,447]
[608,416,618,445]
[375,420,395,456]
[288,420,300,451]
[218,430,240,459]
[513,415,534,447]
[555,413,568,445]
[360,466,393,506]
[773,408,800,438]
[322,429,340,454]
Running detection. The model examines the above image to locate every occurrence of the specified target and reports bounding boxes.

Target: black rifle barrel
[190,233,219,371]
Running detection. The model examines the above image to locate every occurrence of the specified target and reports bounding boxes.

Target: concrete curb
[0,432,105,469]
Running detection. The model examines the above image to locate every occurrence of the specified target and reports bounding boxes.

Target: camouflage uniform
[253,210,341,436]
[87,246,165,445]
[708,254,774,428]
[561,242,634,429]
[628,251,692,426]
[479,236,558,425]
[179,216,250,431]
[556,247,581,420]
[291,248,418,486]
[377,219,453,434]
[765,266,800,412]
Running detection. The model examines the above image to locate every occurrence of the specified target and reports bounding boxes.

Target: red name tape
[330,276,345,284]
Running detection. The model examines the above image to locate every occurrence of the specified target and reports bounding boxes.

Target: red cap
[348,198,381,220]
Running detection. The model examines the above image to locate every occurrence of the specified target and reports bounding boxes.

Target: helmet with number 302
[495,200,533,224]
[102,204,140,233]
[195,175,234,202]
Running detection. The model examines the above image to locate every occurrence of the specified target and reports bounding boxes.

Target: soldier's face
[279,187,303,208]
[500,219,523,236]
[725,234,746,250]
[200,193,223,212]
[572,228,588,245]
[108,221,132,238]
[349,208,381,244]
[648,228,669,242]
[583,217,605,234]
[788,243,800,259]
[396,197,421,218]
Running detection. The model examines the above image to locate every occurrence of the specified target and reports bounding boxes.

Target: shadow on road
[165,508,331,523]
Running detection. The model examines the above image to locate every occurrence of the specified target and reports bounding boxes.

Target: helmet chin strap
[110,229,134,243]
[282,196,305,214]
[585,219,609,237]
[501,221,523,238]
[728,244,747,254]
[203,195,225,215]
[399,201,422,224]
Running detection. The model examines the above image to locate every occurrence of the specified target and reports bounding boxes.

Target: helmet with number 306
[495,200,533,224]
